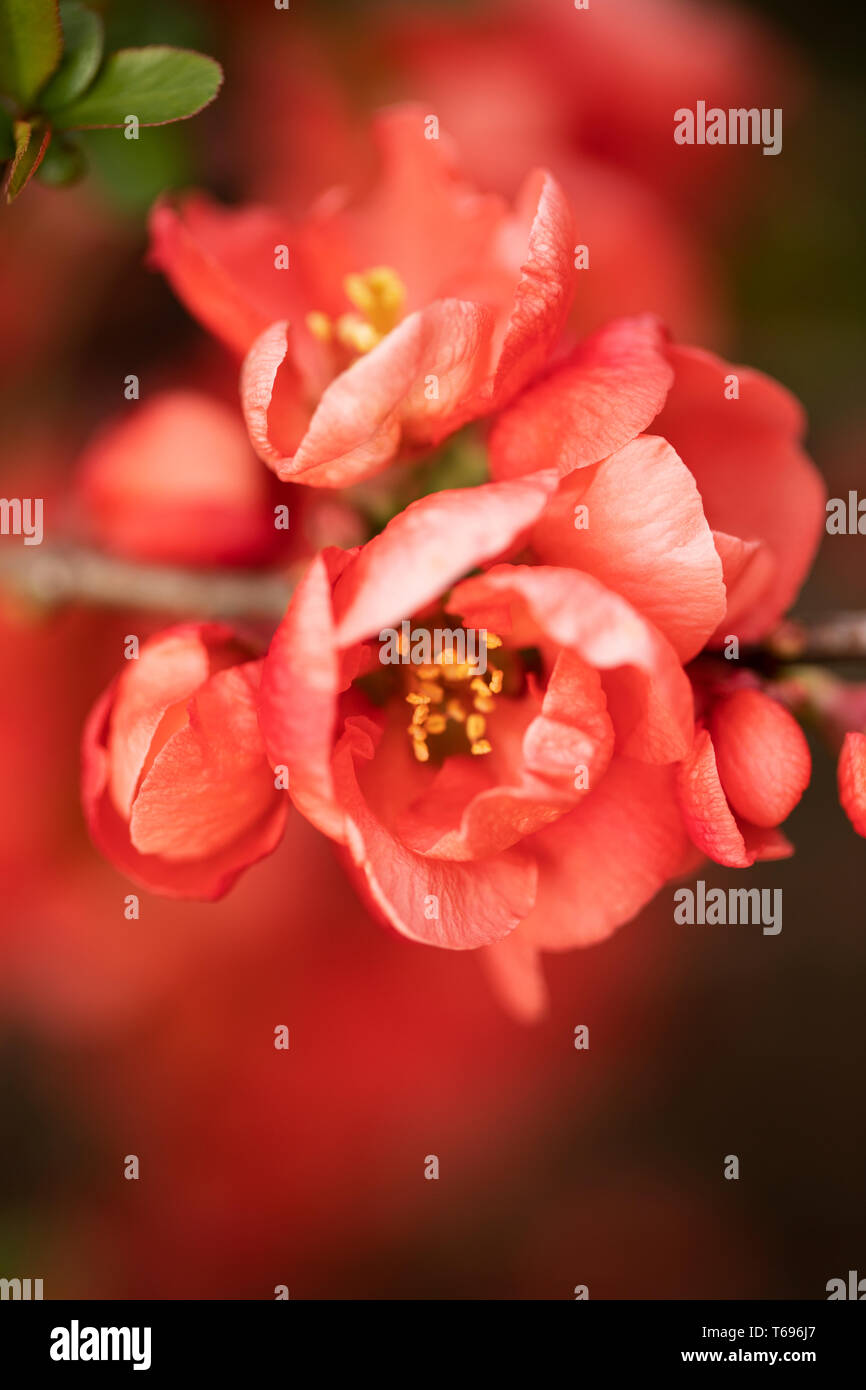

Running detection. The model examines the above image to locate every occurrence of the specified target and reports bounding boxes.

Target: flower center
[403,632,503,763]
[306,266,407,356]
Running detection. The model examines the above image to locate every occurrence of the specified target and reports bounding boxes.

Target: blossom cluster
[79,104,860,1018]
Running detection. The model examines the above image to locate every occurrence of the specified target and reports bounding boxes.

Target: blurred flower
[75,390,281,566]
[149,105,574,487]
[82,623,287,899]
[838,731,866,837]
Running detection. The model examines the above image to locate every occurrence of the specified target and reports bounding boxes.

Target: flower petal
[399,651,615,859]
[674,727,793,869]
[77,390,274,565]
[490,314,674,480]
[517,757,691,950]
[241,300,495,487]
[709,689,810,828]
[652,344,826,641]
[333,473,558,647]
[838,731,866,837]
[451,564,694,763]
[106,624,228,820]
[129,663,282,861]
[148,195,299,356]
[332,716,537,949]
[531,434,725,661]
[490,168,576,403]
[259,549,356,843]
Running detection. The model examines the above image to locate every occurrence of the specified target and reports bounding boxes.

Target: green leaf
[36,130,85,185]
[51,45,222,130]
[0,0,62,107]
[3,120,51,203]
[39,2,103,112]
[0,102,14,160]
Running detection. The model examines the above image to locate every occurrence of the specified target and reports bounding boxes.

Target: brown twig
[0,543,293,621]
[1,545,866,667]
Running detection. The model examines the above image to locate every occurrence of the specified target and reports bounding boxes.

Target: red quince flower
[256,313,826,1015]
[148,105,574,487]
[257,465,712,1001]
[82,624,287,899]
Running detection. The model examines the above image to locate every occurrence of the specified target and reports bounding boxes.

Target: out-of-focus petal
[77,391,275,566]
[838,731,866,837]
[652,344,826,642]
[148,195,299,356]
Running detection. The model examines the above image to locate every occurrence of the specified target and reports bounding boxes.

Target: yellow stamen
[486,633,503,649]
[489,668,503,694]
[335,313,379,355]
[425,714,447,735]
[466,713,486,743]
[413,740,430,763]
[306,310,333,342]
[344,266,406,337]
[471,740,492,756]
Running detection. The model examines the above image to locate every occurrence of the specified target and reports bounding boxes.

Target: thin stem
[0,544,293,622]
[1,544,866,667]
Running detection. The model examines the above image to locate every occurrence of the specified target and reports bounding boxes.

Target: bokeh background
[1,0,864,1299]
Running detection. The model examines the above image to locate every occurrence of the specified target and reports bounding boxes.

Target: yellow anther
[404,630,504,761]
[443,663,473,683]
[306,310,333,342]
[307,267,406,358]
[335,313,379,355]
[466,713,486,743]
[344,266,406,337]
[486,633,503,649]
